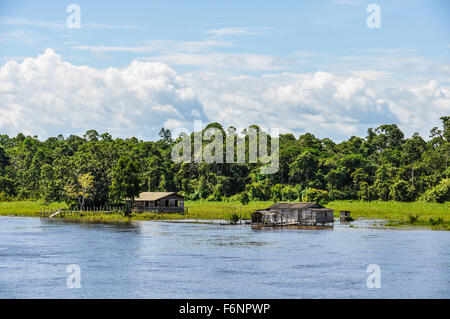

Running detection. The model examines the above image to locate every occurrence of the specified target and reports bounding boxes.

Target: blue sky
[0,0,449,140]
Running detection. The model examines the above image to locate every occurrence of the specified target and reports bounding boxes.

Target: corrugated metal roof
[311,207,334,212]
[253,210,276,215]
[134,192,184,201]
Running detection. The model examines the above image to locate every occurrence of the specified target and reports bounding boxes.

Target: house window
[165,200,170,207]
[174,200,179,207]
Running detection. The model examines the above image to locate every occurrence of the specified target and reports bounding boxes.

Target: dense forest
[0,117,449,207]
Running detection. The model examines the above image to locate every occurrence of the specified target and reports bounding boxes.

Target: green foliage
[390,180,413,202]
[407,214,420,224]
[429,217,443,226]
[228,212,240,225]
[247,178,272,201]
[110,156,140,204]
[302,188,330,204]
[420,178,450,203]
[281,185,298,201]
[64,173,95,209]
[0,176,15,198]
[0,118,448,206]
[1,200,448,230]
[239,192,249,205]
[271,184,283,201]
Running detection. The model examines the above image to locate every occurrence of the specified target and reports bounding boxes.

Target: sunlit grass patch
[0,200,448,230]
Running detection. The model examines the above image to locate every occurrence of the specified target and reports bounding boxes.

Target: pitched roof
[134,192,184,201]
[268,202,325,210]
[310,207,334,212]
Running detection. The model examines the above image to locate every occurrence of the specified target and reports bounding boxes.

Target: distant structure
[133,192,186,213]
[340,211,353,222]
[251,202,334,227]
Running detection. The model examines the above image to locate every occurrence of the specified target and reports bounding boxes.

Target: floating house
[251,202,334,227]
[133,192,186,213]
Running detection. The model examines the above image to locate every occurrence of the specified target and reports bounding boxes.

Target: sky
[0,0,449,141]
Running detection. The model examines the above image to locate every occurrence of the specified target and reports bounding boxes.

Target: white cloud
[0,15,145,30]
[143,53,290,71]
[348,70,393,81]
[84,23,146,30]
[185,71,449,140]
[331,0,365,6]
[74,39,234,54]
[0,50,448,141]
[312,18,328,25]
[0,16,63,28]
[0,49,206,139]
[385,80,450,131]
[205,27,271,36]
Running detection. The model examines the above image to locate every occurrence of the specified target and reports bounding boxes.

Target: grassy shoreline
[0,200,448,230]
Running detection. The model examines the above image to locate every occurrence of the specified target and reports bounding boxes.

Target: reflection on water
[0,216,449,298]
[40,218,141,234]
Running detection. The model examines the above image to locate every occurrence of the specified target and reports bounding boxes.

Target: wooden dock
[38,205,188,218]
[252,224,333,230]
[39,206,123,218]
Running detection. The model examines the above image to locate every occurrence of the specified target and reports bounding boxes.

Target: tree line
[0,117,448,207]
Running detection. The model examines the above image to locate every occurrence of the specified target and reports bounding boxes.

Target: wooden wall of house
[160,195,184,207]
[135,195,184,208]
[314,211,334,223]
[252,207,334,225]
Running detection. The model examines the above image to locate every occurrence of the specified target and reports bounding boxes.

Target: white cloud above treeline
[185,71,449,140]
[0,49,449,141]
[0,49,206,139]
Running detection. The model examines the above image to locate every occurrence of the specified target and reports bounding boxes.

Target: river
[0,216,449,298]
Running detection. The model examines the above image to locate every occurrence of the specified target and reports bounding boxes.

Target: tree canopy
[0,117,448,205]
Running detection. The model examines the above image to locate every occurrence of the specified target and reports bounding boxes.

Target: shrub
[270,184,283,201]
[0,191,13,202]
[429,217,443,226]
[239,192,249,205]
[302,188,330,204]
[407,214,420,224]
[206,189,222,201]
[329,189,348,200]
[420,179,450,203]
[390,180,412,202]
[247,179,271,201]
[228,212,239,225]
[281,185,298,201]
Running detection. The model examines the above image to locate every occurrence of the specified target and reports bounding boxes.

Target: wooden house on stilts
[132,192,187,213]
[251,202,334,227]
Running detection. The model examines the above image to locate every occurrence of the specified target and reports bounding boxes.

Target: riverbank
[329,200,449,230]
[0,200,448,230]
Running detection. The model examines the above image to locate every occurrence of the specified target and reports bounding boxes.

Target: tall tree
[110,156,140,206]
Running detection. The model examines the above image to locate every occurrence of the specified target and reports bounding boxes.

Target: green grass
[0,201,67,217]
[0,200,448,230]
[183,200,271,220]
[328,200,450,230]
